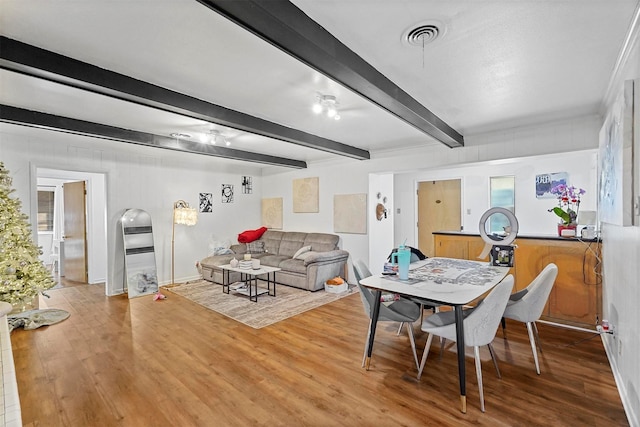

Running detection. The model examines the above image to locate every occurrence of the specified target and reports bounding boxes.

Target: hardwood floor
[12,285,628,426]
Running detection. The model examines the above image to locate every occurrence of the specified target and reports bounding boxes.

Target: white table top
[220,264,281,275]
[359,257,510,305]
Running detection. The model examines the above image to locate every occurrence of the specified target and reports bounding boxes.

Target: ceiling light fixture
[206,129,230,146]
[170,132,192,139]
[313,94,341,121]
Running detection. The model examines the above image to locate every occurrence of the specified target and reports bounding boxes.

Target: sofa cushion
[258,254,290,268]
[303,233,339,253]
[278,232,308,257]
[278,258,307,274]
[260,230,284,254]
[246,241,265,254]
[293,245,312,259]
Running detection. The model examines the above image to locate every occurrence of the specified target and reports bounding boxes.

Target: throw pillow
[246,241,265,254]
[296,251,317,262]
[293,245,312,259]
[238,227,268,243]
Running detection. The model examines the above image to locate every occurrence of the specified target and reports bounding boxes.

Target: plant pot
[557,223,577,238]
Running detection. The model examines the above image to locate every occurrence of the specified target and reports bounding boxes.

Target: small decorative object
[375,192,388,220]
[324,277,348,293]
[548,184,585,237]
[243,254,251,261]
[230,258,239,268]
[252,259,261,270]
[199,193,213,213]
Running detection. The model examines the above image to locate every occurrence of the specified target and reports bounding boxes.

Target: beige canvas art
[261,197,283,229]
[334,193,367,234]
[293,177,319,213]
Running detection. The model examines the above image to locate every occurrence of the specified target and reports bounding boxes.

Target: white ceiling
[1,0,638,168]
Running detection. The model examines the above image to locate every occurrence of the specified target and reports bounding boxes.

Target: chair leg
[526,322,541,375]
[362,319,373,368]
[474,346,485,413]
[405,322,419,370]
[397,322,404,336]
[532,321,542,351]
[417,333,434,380]
[501,317,506,338]
[438,337,446,360]
[487,343,501,379]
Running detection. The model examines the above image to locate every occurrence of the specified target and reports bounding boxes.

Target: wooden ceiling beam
[196,0,464,148]
[0,36,369,161]
[0,105,308,169]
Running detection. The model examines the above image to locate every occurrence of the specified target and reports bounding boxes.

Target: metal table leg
[454,304,467,413]
[365,289,382,370]
[223,269,230,294]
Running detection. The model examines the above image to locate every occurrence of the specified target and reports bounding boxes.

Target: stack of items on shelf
[230,282,247,291]
[238,260,252,270]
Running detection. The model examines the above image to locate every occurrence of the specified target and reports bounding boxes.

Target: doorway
[36,168,107,289]
[417,179,462,257]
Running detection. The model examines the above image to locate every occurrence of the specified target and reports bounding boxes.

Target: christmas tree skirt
[7,308,70,332]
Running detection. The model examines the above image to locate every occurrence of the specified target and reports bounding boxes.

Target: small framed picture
[242,176,253,194]
[199,193,213,213]
[221,184,234,203]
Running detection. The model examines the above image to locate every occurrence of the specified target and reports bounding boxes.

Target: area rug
[8,308,70,332]
[164,280,356,329]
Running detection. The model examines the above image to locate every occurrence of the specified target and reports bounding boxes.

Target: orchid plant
[548,184,585,225]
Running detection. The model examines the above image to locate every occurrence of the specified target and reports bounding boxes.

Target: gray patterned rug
[164,280,356,329]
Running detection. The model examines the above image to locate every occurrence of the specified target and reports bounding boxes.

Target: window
[37,189,55,232]
[489,176,515,233]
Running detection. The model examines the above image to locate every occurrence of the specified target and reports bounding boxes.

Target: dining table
[359,257,511,413]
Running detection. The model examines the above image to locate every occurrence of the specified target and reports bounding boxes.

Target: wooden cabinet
[433,233,601,328]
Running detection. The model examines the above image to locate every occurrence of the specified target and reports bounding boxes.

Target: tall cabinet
[433,232,601,328]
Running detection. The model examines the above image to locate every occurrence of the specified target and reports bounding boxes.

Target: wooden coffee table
[220,264,280,302]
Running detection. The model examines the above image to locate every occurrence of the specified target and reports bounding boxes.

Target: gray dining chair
[502,263,558,375]
[417,275,515,412]
[353,260,421,369]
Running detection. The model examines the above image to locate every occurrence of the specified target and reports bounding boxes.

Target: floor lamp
[172,200,198,285]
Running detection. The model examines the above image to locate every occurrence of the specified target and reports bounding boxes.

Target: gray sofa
[200,230,349,291]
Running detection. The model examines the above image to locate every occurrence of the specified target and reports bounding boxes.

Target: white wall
[598,13,640,426]
[262,114,602,277]
[393,149,598,248]
[0,124,263,295]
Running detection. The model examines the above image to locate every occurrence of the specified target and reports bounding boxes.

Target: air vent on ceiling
[403,21,445,47]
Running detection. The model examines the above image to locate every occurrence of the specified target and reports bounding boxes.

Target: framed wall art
[199,192,213,213]
[261,197,283,229]
[293,177,319,213]
[535,172,567,199]
[221,184,234,203]
[242,176,253,194]
[333,193,367,234]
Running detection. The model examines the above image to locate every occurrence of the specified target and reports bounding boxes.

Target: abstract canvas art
[598,79,634,226]
[221,184,234,203]
[261,197,283,229]
[242,176,253,194]
[199,193,213,213]
[333,193,367,234]
[293,177,319,213]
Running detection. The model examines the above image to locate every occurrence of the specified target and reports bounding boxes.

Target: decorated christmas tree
[0,162,55,309]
